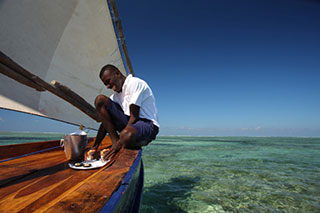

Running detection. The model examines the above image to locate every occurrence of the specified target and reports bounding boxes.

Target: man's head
[99,64,125,93]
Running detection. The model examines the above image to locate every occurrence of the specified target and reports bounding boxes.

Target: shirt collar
[122,74,132,91]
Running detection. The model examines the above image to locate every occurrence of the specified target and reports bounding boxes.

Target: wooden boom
[0,51,99,122]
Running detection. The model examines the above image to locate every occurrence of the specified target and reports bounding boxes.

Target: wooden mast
[109,0,134,76]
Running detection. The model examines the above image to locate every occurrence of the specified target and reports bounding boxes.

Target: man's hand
[101,141,123,161]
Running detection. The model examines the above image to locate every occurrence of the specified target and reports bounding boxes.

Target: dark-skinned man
[86,64,159,160]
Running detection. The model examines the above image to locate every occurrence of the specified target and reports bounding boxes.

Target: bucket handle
[60,139,64,148]
[60,139,69,160]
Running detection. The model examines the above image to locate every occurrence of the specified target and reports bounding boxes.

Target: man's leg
[94,95,119,143]
[120,126,138,148]
[102,121,158,160]
[103,125,138,160]
[109,119,157,153]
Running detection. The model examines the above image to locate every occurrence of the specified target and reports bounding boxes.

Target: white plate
[68,159,110,170]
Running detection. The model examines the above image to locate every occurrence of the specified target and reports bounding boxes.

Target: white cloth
[110,74,160,127]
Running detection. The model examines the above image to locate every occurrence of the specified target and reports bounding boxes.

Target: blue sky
[1,0,320,136]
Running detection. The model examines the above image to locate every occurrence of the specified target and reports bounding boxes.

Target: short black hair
[99,64,119,78]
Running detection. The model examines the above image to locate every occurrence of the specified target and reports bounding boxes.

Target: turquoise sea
[0,132,65,145]
[1,133,320,212]
[141,136,320,212]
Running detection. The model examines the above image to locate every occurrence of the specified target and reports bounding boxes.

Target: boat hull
[101,150,144,212]
[0,137,143,212]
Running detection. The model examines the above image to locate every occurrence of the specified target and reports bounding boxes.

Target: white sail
[0,0,130,130]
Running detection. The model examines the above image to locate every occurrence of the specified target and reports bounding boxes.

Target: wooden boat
[0,0,143,212]
[0,138,143,212]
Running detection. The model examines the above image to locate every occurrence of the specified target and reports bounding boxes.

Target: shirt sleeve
[128,80,149,107]
[110,93,121,106]
[109,93,115,101]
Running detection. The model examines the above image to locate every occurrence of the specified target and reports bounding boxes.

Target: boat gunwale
[0,138,95,161]
[100,149,143,212]
[0,137,142,212]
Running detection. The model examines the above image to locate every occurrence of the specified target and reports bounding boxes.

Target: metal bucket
[60,135,88,162]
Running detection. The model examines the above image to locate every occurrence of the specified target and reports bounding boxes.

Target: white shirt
[110,74,160,127]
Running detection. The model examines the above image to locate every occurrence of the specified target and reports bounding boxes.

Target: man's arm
[86,123,106,160]
[101,104,140,160]
[127,104,140,126]
[92,123,106,150]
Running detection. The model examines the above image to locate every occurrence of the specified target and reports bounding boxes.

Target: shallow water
[1,133,319,212]
[0,131,97,145]
[141,136,320,212]
[0,132,65,145]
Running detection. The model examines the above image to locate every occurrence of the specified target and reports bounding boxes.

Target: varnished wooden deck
[0,137,139,212]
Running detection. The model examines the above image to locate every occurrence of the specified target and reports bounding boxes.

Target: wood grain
[0,140,61,161]
[0,136,140,212]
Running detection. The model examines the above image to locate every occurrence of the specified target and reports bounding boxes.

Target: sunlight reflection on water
[141,136,320,212]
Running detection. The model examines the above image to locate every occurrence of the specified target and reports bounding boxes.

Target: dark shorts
[106,98,159,145]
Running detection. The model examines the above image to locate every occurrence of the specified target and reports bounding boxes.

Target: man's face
[101,70,122,93]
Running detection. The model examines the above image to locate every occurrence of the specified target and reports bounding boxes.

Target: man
[87,64,159,160]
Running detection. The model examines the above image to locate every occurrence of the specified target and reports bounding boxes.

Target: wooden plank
[0,154,93,212]
[0,140,60,161]
[0,138,106,186]
[0,136,138,212]
[0,138,98,161]
[0,150,70,212]
[0,142,139,212]
[42,149,138,212]
[0,150,67,189]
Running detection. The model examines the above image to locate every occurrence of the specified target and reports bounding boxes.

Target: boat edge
[100,149,144,212]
